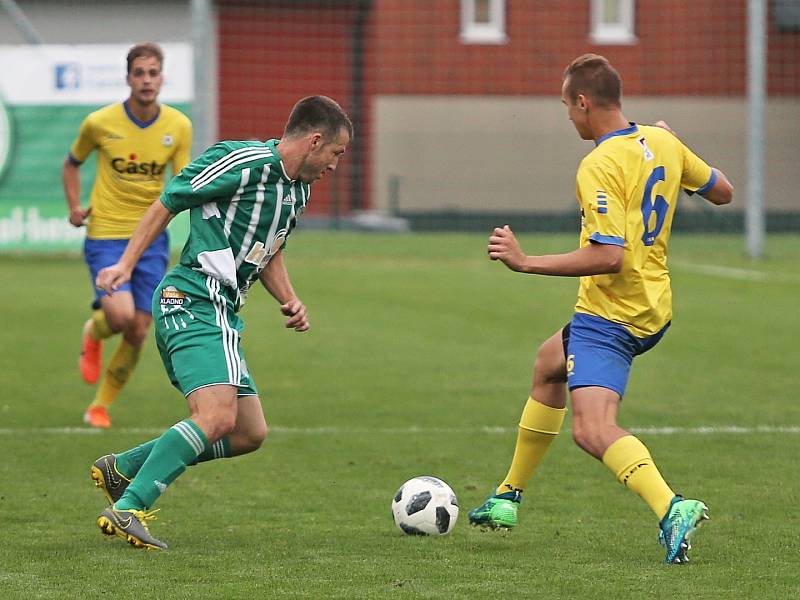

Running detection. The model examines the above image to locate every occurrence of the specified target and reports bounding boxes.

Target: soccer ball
[391,476,459,536]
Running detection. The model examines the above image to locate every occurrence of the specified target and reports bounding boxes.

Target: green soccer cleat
[90,454,130,505]
[97,507,167,550]
[468,490,522,529]
[658,496,710,564]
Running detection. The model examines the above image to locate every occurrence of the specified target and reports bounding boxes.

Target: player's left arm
[696,168,733,206]
[654,120,733,206]
[488,225,623,276]
[259,250,309,332]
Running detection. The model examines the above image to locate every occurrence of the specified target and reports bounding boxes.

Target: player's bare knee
[193,410,237,442]
[105,311,133,333]
[122,325,149,346]
[134,325,149,344]
[249,420,269,449]
[533,356,567,387]
[216,414,238,439]
[246,429,267,452]
[571,418,599,455]
[571,419,585,447]
[533,337,567,386]
[231,422,267,454]
[257,421,269,444]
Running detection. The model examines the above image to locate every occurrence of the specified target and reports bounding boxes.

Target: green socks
[115,419,215,510]
[115,436,232,478]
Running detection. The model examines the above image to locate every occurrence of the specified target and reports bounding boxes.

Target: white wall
[0,0,191,44]
[0,0,218,149]
[373,96,799,213]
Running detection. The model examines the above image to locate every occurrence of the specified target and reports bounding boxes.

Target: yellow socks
[496,398,567,495]
[89,309,114,340]
[602,435,675,518]
[91,339,142,409]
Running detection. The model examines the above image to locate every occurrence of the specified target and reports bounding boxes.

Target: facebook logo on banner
[55,63,81,89]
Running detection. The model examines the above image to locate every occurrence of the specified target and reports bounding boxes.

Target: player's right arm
[95,201,175,293]
[62,158,90,227]
[62,115,97,227]
[487,225,623,275]
[98,143,266,293]
[488,154,626,276]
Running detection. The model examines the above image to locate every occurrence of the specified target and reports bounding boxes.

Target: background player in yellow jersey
[62,42,192,428]
[468,54,733,564]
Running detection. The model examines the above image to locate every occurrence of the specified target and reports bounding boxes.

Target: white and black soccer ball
[391,476,459,536]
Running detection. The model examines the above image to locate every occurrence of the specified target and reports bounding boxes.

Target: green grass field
[1,233,798,599]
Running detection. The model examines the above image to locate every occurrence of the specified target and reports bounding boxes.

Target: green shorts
[152,266,258,397]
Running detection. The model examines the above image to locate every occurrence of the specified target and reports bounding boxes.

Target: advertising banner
[0,43,192,250]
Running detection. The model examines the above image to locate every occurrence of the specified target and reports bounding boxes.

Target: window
[590,0,636,45]
[460,0,507,45]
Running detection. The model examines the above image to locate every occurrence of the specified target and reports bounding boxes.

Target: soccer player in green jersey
[468,55,733,564]
[92,95,352,549]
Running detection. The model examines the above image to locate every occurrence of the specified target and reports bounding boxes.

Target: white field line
[671,261,800,284]
[0,425,798,436]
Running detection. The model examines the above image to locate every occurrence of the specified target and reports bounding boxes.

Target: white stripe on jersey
[192,153,273,193]
[224,168,250,237]
[206,276,240,385]
[191,147,272,192]
[190,146,271,188]
[234,164,270,267]
[201,202,220,220]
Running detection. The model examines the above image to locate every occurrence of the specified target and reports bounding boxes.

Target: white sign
[0,94,10,179]
[0,43,193,105]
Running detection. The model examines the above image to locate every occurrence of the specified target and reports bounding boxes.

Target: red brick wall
[216,1,799,214]
[370,0,798,96]
[217,1,359,215]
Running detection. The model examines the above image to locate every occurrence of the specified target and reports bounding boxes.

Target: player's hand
[281,299,309,332]
[653,120,677,136]
[488,225,527,272]
[95,263,132,295]
[69,206,91,227]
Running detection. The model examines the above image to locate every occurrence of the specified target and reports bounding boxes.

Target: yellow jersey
[574,123,716,337]
[69,101,192,239]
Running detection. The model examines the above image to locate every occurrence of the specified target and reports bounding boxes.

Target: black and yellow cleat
[90,454,131,504]
[97,507,167,550]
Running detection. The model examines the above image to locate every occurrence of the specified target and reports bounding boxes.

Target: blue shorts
[563,312,669,398]
[84,233,169,314]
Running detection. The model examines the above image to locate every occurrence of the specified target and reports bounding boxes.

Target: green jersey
[160,139,310,310]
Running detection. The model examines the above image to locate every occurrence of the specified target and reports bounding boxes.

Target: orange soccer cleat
[79,319,103,384]
[83,405,111,429]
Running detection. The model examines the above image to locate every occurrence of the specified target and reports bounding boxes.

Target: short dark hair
[563,54,622,108]
[284,96,353,141]
[126,42,164,74]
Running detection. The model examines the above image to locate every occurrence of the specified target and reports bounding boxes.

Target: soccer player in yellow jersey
[62,42,192,428]
[468,54,733,564]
